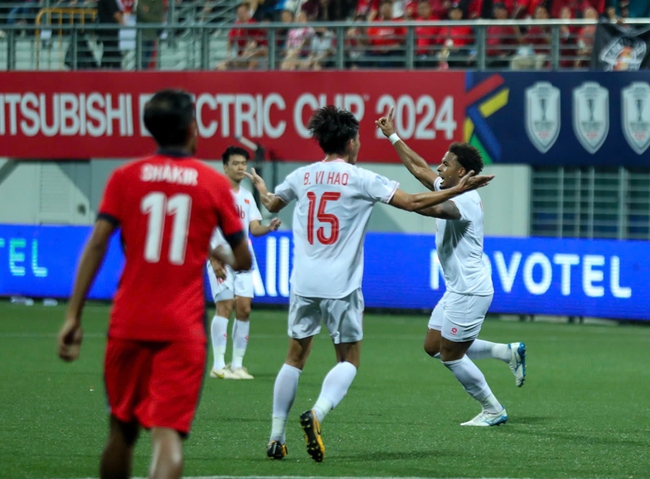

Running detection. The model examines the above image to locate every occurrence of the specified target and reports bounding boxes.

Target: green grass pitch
[1,301,649,479]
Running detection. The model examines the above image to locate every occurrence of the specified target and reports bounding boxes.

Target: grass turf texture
[1,301,649,479]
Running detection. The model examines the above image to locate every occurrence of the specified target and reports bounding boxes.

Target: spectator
[414,0,440,67]
[345,14,366,68]
[437,3,473,68]
[98,0,125,69]
[407,0,451,17]
[575,6,598,67]
[276,9,294,49]
[136,0,165,69]
[486,2,519,67]
[364,0,406,67]
[620,0,649,17]
[511,4,550,70]
[355,0,380,19]
[301,0,321,20]
[305,27,336,69]
[512,0,544,18]
[281,11,314,69]
[558,6,579,68]
[217,3,265,70]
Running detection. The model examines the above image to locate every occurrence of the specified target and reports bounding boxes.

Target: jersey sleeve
[449,193,478,221]
[97,168,123,226]
[358,168,399,204]
[274,171,298,203]
[212,175,245,246]
[433,176,442,191]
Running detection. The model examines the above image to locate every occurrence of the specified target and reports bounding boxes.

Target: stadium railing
[0,18,648,71]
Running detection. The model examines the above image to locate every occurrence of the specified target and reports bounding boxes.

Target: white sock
[210,315,229,371]
[313,361,357,423]
[442,356,502,414]
[466,340,510,362]
[231,319,250,370]
[270,364,301,443]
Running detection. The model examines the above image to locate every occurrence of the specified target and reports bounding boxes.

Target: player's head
[308,106,361,164]
[436,142,484,189]
[144,89,197,154]
[221,146,250,183]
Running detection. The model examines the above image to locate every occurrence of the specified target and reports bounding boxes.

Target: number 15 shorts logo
[573,82,609,154]
[525,82,561,154]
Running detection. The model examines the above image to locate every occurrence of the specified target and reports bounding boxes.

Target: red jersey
[415,16,440,55]
[486,25,518,56]
[367,18,407,48]
[98,152,244,343]
[438,25,474,46]
[228,19,258,55]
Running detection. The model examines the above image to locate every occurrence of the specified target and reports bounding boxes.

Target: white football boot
[230,366,254,379]
[461,407,508,427]
[210,364,238,379]
[508,342,527,387]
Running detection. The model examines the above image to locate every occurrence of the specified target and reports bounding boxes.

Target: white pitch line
[70,476,530,479]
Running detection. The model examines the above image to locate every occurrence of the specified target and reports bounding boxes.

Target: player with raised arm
[376,107,526,427]
[207,146,281,380]
[245,106,494,462]
[57,90,252,479]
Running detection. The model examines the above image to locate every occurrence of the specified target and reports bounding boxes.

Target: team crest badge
[600,36,646,71]
[573,82,610,154]
[622,82,650,155]
[525,82,561,154]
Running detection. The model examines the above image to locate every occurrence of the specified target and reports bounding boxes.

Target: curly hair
[449,142,484,175]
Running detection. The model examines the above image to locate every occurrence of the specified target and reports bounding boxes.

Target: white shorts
[428,291,493,342]
[206,261,254,302]
[288,289,364,345]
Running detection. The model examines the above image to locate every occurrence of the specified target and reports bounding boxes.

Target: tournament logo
[525,82,561,154]
[600,36,646,71]
[622,82,650,155]
[573,82,609,154]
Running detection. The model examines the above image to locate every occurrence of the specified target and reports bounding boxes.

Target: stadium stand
[0,0,642,71]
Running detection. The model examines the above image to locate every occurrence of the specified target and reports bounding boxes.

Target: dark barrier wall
[0,225,644,321]
[0,71,648,164]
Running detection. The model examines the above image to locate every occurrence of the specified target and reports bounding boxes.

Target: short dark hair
[307,106,359,156]
[449,142,484,174]
[222,146,250,164]
[143,89,194,148]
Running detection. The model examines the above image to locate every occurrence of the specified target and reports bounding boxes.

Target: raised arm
[388,170,493,212]
[376,106,438,190]
[244,168,288,213]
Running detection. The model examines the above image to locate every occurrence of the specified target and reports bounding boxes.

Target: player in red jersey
[57,89,252,479]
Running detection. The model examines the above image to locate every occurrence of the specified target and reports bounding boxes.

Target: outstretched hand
[244,168,267,193]
[456,170,495,192]
[375,106,396,138]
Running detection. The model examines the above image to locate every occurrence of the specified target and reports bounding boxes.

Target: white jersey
[275,159,398,299]
[433,177,493,295]
[210,186,262,259]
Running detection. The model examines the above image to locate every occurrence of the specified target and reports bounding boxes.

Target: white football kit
[275,159,398,344]
[207,186,262,301]
[428,176,494,342]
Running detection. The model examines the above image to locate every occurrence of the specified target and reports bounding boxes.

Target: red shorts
[104,338,207,435]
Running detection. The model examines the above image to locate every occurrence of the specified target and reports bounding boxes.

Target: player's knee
[236,306,251,320]
[424,342,439,357]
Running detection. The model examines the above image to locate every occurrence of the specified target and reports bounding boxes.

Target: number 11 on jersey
[141,192,192,264]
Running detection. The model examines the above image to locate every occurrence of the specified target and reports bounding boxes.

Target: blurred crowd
[0,0,647,69]
[217,0,648,70]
